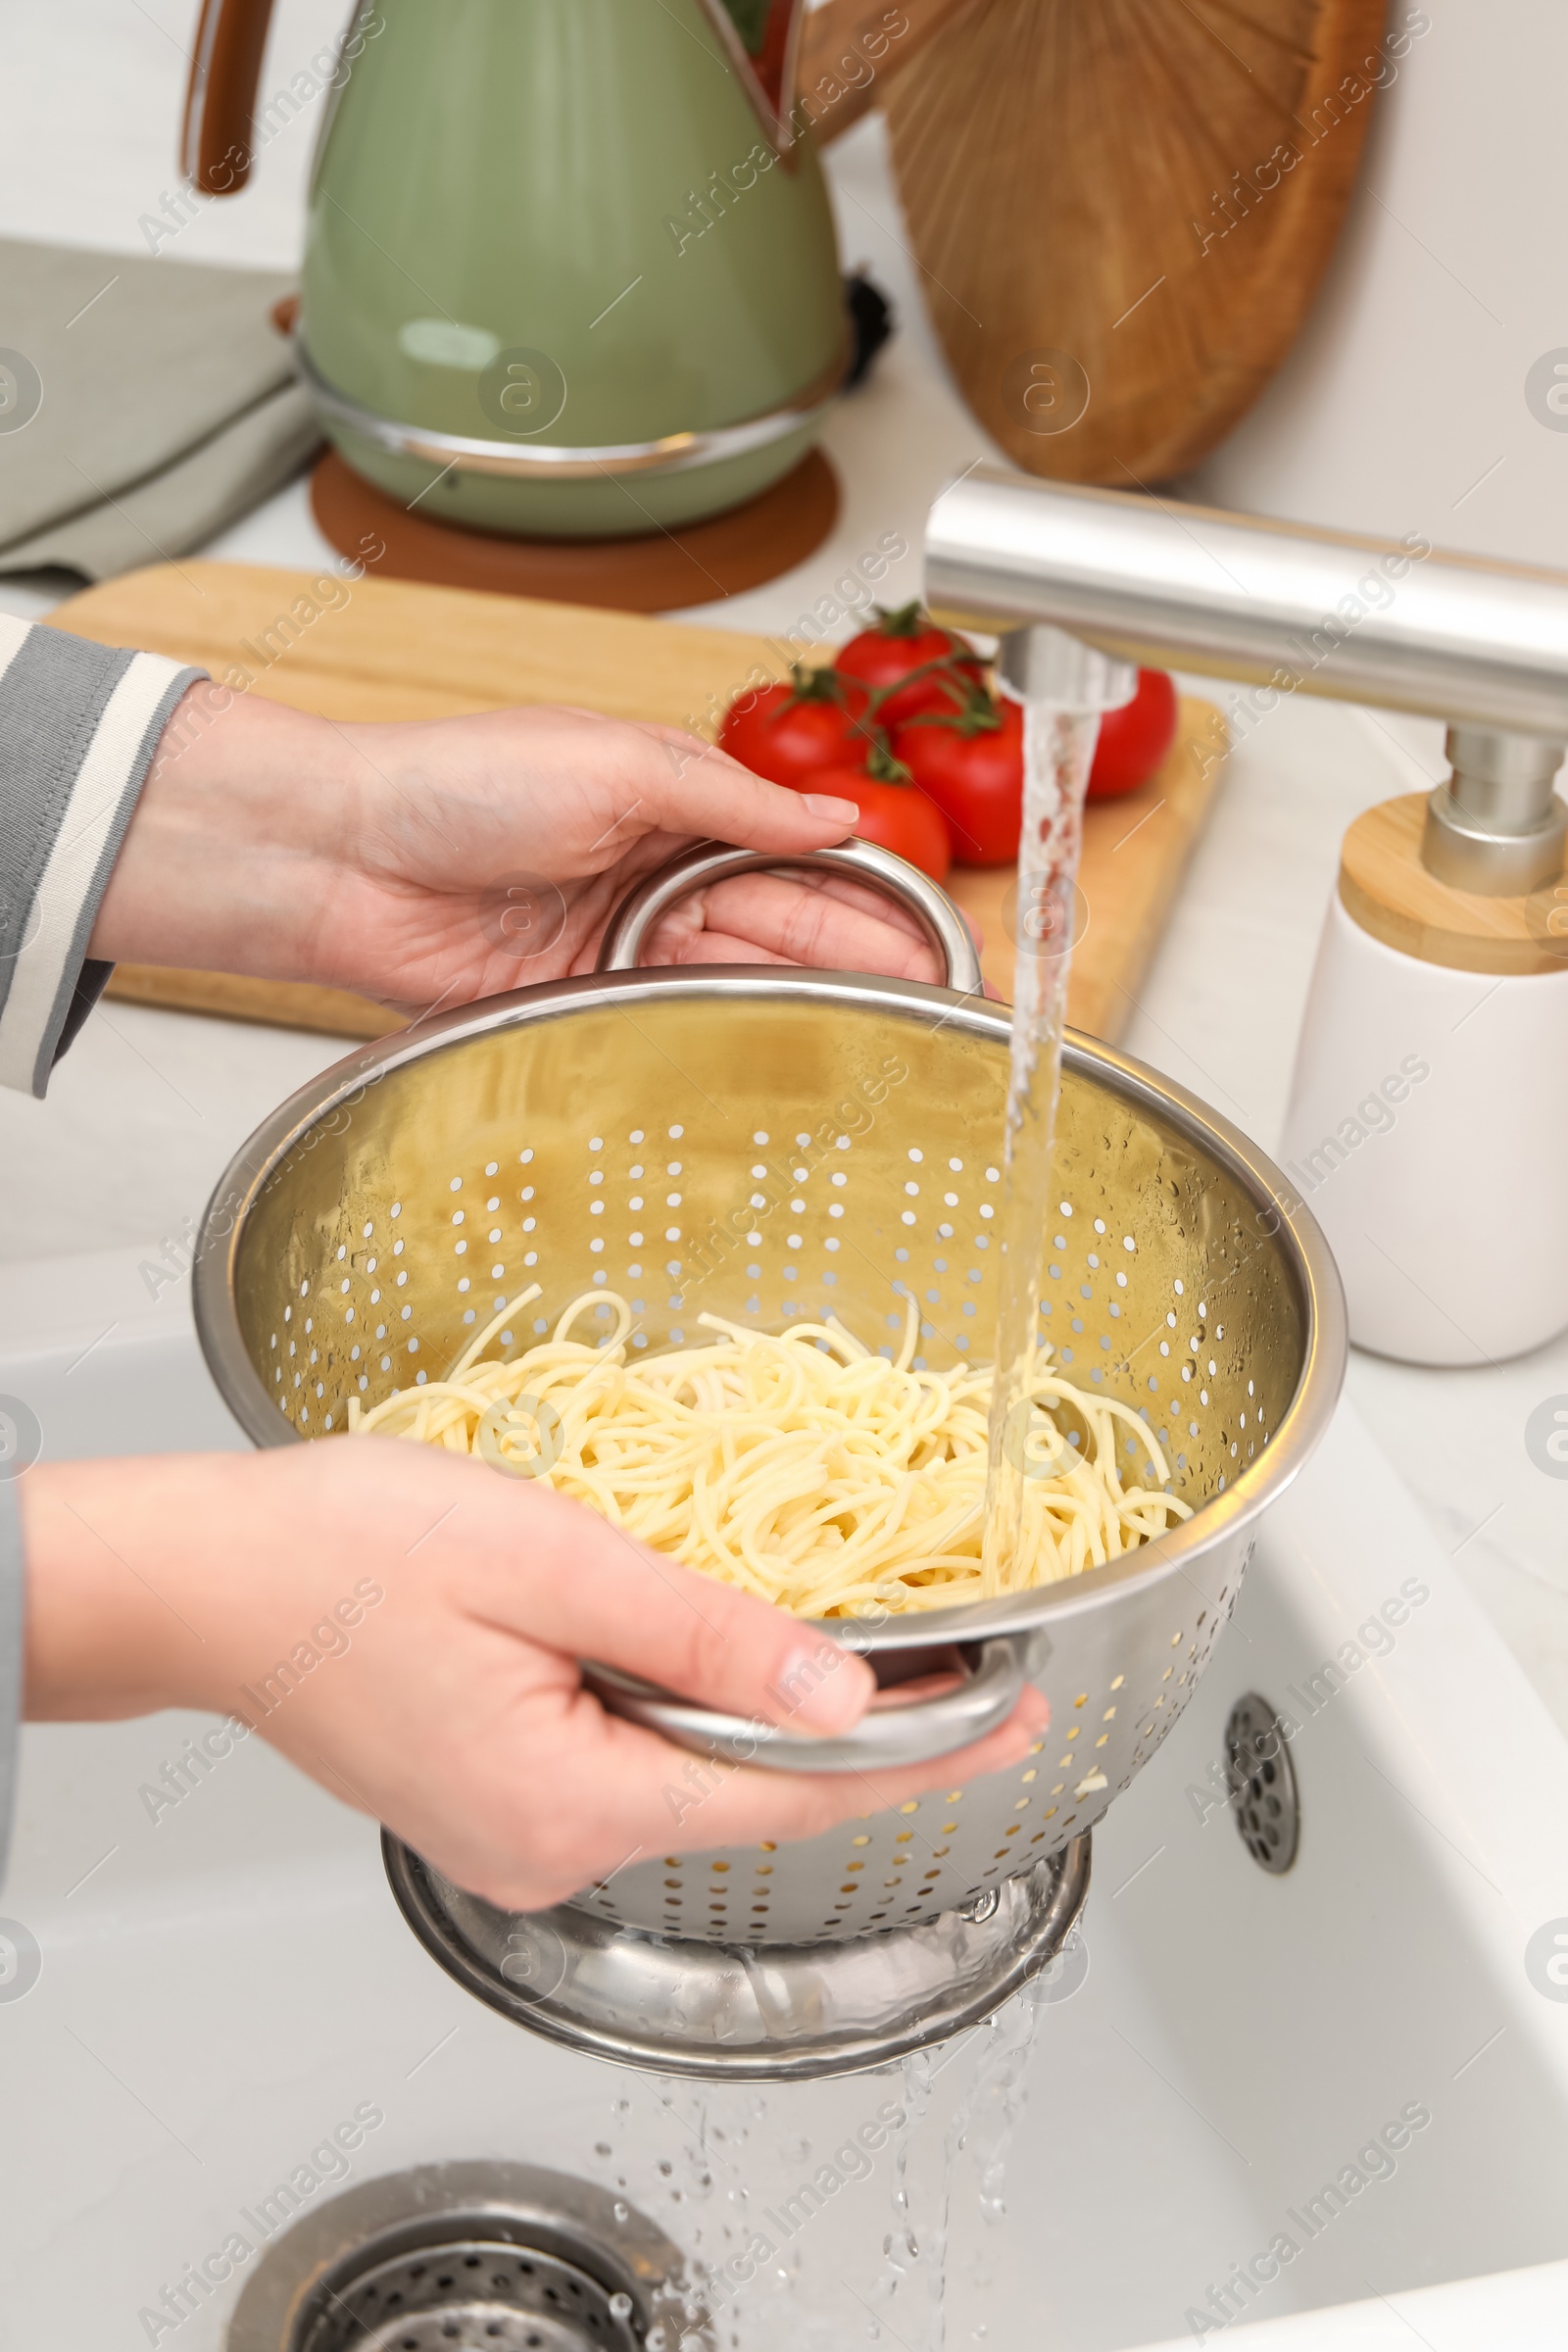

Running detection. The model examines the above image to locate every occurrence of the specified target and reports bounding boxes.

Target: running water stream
[583,659,1124,2349]
[874,2047,935,2327]
[584,1982,1067,2350]
[979,694,1109,1591]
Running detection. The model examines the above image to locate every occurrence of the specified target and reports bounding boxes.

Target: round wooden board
[309,447,841,614]
[877,0,1390,484]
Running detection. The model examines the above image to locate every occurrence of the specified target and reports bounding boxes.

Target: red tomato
[890,694,1024,866]
[802,762,954,882]
[719,668,873,788]
[836,602,985,728]
[1087,668,1179,801]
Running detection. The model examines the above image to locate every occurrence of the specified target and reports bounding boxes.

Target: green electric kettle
[182,0,847,537]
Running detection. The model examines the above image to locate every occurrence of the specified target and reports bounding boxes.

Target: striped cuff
[0,619,206,1098]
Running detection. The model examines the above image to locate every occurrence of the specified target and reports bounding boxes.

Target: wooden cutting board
[52,562,1226,1040]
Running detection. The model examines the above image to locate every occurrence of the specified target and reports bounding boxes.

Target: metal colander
[195,841,1344,1956]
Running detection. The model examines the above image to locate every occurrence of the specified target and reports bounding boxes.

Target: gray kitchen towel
[0,238,321,579]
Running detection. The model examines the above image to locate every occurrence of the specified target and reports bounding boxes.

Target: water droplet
[613,2199,630,2224]
[609,2291,634,2322]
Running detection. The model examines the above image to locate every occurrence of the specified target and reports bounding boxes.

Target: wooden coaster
[309,445,840,614]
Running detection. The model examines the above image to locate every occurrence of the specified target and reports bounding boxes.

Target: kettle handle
[181,0,276,194]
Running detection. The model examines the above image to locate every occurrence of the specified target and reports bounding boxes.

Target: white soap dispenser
[1279,729,1568,1365]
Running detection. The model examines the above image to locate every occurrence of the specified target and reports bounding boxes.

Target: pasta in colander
[348,1287,1190,1613]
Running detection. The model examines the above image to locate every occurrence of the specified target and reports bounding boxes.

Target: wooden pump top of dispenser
[1340,795,1568,977]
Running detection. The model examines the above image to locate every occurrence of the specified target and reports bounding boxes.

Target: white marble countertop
[0,0,1563,1745]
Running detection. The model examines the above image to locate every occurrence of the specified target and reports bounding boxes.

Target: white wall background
[1190,0,1568,570]
[0,0,353,268]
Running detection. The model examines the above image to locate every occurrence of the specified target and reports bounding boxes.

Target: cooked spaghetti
[348,1287,1191,1613]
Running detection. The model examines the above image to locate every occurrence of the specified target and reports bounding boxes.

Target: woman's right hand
[22,1442,1048,1911]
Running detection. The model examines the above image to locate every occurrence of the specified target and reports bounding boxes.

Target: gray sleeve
[0,616,206,1098]
[0,1478,21,1888]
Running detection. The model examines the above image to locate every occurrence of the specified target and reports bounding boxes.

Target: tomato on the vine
[718,666,873,788]
[1087,668,1179,801]
[797,761,954,882]
[836,602,985,728]
[890,688,1024,866]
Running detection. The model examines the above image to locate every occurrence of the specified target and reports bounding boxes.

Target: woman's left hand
[91,689,948,1008]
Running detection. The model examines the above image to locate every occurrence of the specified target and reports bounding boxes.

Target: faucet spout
[995,624,1137,714]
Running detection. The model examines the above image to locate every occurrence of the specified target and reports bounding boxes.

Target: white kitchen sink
[2,1249,1567,2352]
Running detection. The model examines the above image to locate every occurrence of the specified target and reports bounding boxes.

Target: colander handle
[582,1632,1036,1774]
[595,839,985,997]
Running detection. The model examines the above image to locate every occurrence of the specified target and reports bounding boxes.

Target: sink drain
[1223,1692,1299,1874]
[224,2163,705,2352]
[299,2238,631,2352]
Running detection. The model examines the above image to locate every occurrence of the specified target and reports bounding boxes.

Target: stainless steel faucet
[925,467,1568,896]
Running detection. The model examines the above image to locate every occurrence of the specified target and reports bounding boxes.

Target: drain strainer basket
[224,2161,700,2352]
[299,2237,625,2352]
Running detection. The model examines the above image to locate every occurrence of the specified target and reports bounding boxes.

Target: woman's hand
[23,1442,1047,1911]
[89,689,947,1011]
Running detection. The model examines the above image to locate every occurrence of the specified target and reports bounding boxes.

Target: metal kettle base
[383,1833,1092,2082]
